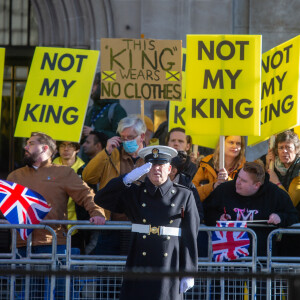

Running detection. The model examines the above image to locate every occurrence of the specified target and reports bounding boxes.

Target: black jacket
[182,160,197,179]
[95,176,199,300]
[173,173,204,222]
[204,173,298,256]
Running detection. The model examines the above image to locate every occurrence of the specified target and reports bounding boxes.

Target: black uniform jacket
[204,173,298,256]
[95,176,199,300]
[173,172,204,222]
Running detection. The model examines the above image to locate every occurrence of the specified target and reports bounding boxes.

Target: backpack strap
[108,103,118,123]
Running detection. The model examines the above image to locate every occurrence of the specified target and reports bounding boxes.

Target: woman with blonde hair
[192,136,246,202]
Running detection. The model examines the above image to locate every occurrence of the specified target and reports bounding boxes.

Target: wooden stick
[192,144,198,156]
[269,135,275,170]
[140,99,144,119]
[140,33,145,120]
[219,220,269,223]
[219,135,225,170]
[244,220,269,223]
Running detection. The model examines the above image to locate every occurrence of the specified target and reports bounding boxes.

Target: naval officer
[95,145,199,300]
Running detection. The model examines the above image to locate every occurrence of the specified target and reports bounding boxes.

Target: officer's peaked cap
[138,146,177,164]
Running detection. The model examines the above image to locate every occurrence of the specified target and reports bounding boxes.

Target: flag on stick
[212,221,250,262]
[0,180,51,240]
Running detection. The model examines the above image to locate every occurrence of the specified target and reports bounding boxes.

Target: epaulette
[173,182,190,190]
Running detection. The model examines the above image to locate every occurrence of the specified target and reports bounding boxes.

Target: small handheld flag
[0,180,51,240]
[212,221,250,262]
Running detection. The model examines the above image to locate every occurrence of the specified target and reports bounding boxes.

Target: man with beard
[6,132,105,299]
[7,132,106,252]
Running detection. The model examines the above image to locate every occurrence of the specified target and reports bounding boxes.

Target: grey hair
[117,115,147,136]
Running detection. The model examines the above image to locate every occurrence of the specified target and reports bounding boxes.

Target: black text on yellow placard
[14,47,99,141]
[100,38,182,101]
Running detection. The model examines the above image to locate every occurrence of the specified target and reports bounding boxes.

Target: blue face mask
[123,139,139,153]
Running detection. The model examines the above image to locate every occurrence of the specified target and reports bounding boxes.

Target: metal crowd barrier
[0,221,299,299]
[0,223,57,300]
[266,227,300,300]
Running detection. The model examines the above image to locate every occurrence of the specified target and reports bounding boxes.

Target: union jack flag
[212,221,250,262]
[0,180,51,240]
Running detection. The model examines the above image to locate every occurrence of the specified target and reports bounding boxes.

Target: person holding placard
[266,130,300,257]
[266,130,300,211]
[192,136,246,202]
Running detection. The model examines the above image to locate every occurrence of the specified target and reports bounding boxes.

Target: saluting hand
[123,162,153,186]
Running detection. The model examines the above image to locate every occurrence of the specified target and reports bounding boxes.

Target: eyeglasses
[120,135,138,142]
[278,145,295,152]
[59,143,75,149]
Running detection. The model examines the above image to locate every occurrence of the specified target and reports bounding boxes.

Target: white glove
[123,162,152,186]
[180,277,194,293]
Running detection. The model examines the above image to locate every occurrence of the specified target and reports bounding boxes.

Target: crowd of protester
[3,114,299,258]
[0,72,299,299]
[1,83,299,258]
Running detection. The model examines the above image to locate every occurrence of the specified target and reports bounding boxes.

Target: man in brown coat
[82,115,147,254]
[7,132,105,251]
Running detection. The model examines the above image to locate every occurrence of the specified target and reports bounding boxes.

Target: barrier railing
[0,221,299,299]
[266,227,300,300]
[0,223,57,300]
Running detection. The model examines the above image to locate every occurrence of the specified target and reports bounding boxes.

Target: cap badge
[152,148,159,158]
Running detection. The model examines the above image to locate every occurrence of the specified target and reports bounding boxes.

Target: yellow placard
[0,48,5,122]
[192,135,219,149]
[168,48,219,149]
[14,47,99,142]
[100,38,182,101]
[248,36,300,146]
[185,35,261,136]
[169,48,187,128]
[294,126,300,138]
